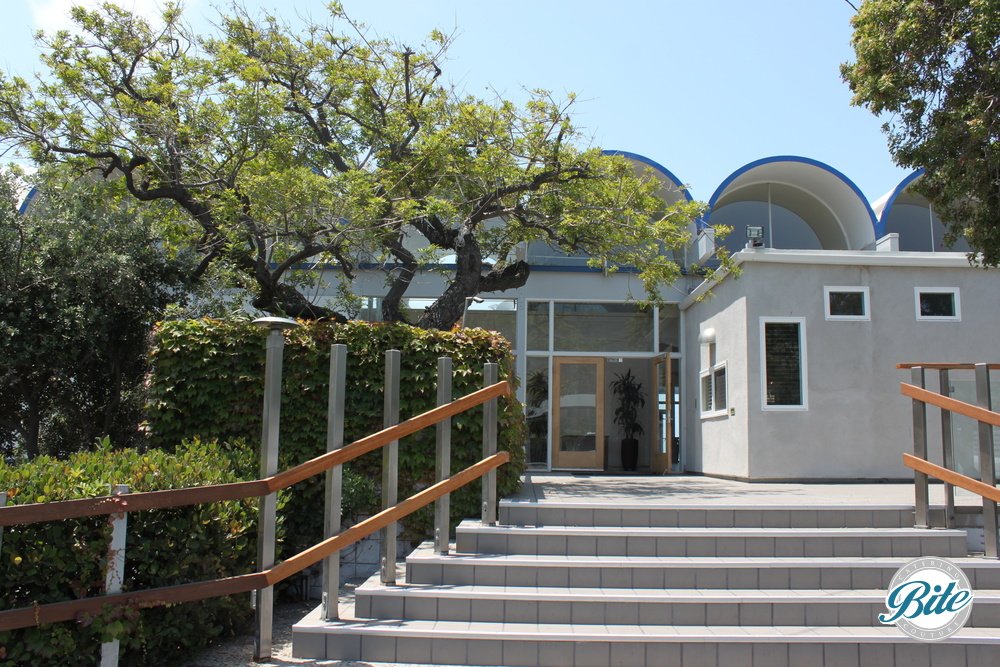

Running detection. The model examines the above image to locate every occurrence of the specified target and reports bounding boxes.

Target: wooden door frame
[650,355,672,474]
[551,356,605,470]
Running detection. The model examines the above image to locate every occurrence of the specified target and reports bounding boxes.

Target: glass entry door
[551,357,605,470]
[651,355,674,473]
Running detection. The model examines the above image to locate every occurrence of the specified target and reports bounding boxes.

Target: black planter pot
[621,438,638,471]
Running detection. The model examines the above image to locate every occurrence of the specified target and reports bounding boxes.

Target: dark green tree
[0,169,188,459]
[842,0,1000,262]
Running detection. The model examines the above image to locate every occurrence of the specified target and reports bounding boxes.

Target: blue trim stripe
[702,155,879,233]
[17,186,38,215]
[875,168,924,238]
[601,149,693,202]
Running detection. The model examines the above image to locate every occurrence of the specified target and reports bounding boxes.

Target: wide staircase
[293,495,1000,666]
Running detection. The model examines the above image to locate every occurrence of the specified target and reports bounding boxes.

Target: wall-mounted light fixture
[746,225,765,249]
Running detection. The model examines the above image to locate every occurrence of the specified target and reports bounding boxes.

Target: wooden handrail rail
[0,451,510,631]
[900,382,1000,428]
[0,381,510,527]
[902,453,1000,504]
[897,362,1000,370]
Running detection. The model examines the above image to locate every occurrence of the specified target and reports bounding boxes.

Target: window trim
[700,361,728,419]
[759,316,808,412]
[914,287,961,322]
[823,286,870,321]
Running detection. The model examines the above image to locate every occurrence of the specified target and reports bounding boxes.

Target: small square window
[915,288,960,321]
[824,287,869,321]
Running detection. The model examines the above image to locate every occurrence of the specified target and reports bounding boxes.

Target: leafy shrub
[146,319,525,547]
[0,439,257,666]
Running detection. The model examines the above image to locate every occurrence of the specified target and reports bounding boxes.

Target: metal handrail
[901,362,999,557]
[0,451,508,631]
[0,349,511,660]
[0,381,509,527]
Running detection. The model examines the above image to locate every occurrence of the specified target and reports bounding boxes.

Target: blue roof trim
[875,168,925,238]
[601,150,693,202]
[17,186,38,215]
[702,155,879,232]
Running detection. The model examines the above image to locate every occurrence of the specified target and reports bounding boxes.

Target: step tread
[500,499,921,511]
[294,612,1000,643]
[459,520,966,537]
[356,582,1000,603]
[408,547,1000,568]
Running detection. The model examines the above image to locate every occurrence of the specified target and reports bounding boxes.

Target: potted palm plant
[610,369,645,471]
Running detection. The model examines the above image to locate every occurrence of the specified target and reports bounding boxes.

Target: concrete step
[404,544,1000,590]
[499,500,915,529]
[353,580,1000,628]
[292,610,1000,666]
[455,521,968,558]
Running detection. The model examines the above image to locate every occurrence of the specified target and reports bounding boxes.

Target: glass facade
[552,302,654,352]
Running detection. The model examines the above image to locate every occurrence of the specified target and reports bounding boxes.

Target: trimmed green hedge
[0,439,257,666]
[146,319,525,549]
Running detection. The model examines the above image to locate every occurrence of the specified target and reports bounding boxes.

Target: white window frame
[700,361,728,419]
[914,287,961,322]
[824,286,870,321]
[759,317,808,411]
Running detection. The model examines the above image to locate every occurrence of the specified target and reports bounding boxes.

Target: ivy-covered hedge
[146,319,525,549]
[0,439,257,666]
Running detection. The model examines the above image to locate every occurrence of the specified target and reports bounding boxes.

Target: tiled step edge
[455,521,968,558]
[353,582,1000,627]
[404,546,1000,589]
[292,613,1000,666]
[498,501,916,529]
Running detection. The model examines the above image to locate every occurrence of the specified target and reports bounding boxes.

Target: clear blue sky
[0,0,909,202]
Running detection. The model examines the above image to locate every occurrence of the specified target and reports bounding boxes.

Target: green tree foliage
[146,318,525,547]
[0,3,706,327]
[842,0,1000,261]
[0,169,188,459]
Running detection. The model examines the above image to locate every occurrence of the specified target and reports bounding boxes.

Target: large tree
[0,3,703,328]
[0,168,190,459]
[842,0,1000,262]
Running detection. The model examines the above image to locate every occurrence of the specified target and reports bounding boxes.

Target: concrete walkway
[511,473,981,507]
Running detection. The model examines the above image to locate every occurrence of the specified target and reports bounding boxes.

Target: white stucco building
[324,152,998,481]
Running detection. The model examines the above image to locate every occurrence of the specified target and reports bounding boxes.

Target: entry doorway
[651,355,680,473]
[551,357,605,470]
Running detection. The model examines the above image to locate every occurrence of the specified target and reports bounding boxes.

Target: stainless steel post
[911,367,929,528]
[975,363,998,558]
[939,369,955,528]
[100,484,130,667]
[380,350,400,584]
[482,363,498,526]
[435,357,452,554]
[322,344,347,621]
[251,316,298,660]
[0,492,5,556]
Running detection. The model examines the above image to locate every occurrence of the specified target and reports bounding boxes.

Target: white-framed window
[760,317,808,411]
[915,287,961,321]
[700,361,728,418]
[824,286,870,321]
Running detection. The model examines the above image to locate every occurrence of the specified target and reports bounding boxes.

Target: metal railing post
[482,363,498,526]
[100,484,129,667]
[975,363,998,558]
[322,344,347,621]
[911,366,930,528]
[939,369,956,528]
[0,492,5,556]
[380,350,400,584]
[252,316,298,660]
[435,357,452,554]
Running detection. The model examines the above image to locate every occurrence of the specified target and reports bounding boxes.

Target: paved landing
[511,473,980,507]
